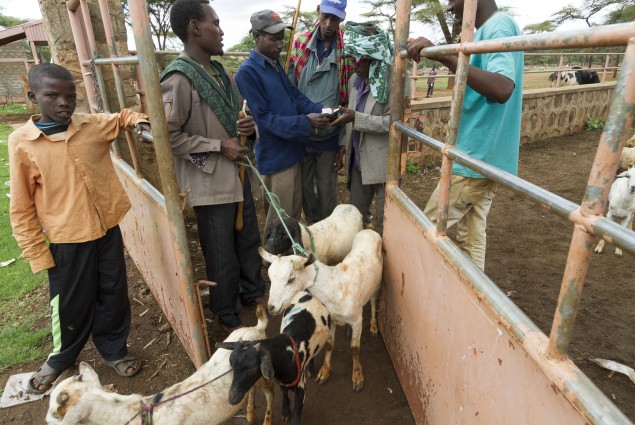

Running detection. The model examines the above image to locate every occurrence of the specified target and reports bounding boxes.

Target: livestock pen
[58,0,634,423]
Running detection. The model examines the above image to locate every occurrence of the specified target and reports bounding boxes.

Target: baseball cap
[250,10,293,34]
[320,0,347,20]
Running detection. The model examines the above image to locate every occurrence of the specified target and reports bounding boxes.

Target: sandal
[28,362,62,395]
[104,355,142,377]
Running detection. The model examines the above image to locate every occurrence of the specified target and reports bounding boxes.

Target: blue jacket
[235,50,322,175]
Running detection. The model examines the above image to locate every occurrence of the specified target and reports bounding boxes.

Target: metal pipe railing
[96,0,143,178]
[548,39,635,360]
[386,0,411,185]
[435,0,477,237]
[394,121,635,256]
[128,0,208,366]
[400,22,635,58]
[66,0,100,113]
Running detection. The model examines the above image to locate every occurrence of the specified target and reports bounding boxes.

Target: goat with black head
[218,291,332,425]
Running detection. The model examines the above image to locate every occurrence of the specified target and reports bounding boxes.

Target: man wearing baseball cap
[235,10,331,230]
[288,0,354,225]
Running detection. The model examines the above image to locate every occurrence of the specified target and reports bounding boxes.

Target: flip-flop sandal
[28,363,62,395]
[104,355,142,377]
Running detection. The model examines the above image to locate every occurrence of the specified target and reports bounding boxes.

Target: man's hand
[330,107,355,127]
[220,138,249,161]
[406,37,435,63]
[307,113,332,129]
[333,146,345,172]
[135,122,151,134]
[237,114,255,137]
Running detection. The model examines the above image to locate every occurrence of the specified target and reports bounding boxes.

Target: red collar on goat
[277,335,302,387]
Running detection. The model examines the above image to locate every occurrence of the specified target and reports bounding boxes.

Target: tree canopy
[0,12,28,29]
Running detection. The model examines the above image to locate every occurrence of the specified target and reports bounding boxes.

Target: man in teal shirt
[407,0,523,270]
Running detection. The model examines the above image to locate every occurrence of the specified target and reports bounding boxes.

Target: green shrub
[405,158,421,174]
[585,117,605,131]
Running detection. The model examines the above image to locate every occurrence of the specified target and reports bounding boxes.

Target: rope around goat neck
[123,368,232,425]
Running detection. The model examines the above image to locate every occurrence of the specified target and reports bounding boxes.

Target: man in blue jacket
[235,10,330,229]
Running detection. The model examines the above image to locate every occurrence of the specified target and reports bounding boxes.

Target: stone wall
[408,82,616,156]
[0,42,28,102]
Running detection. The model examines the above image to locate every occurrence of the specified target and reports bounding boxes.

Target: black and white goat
[595,166,635,257]
[218,291,331,425]
[263,204,363,265]
[46,307,273,425]
[261,229,383,392]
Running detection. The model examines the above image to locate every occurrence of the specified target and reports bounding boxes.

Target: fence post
[555,54,564,88]
[411,60,418,99]
[601,54,610,83]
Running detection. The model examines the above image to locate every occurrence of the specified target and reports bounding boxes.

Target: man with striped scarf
[288,0,354,224]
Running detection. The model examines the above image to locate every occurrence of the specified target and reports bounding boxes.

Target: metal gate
[382,0,634,423]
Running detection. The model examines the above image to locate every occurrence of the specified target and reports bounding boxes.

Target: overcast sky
[2,0,595,49]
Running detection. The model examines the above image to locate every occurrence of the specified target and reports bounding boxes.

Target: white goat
[595,166,635,257]
[46,307,273,425]
[620,146,635,171]
[263,204,363,265]
[260,229,383,392]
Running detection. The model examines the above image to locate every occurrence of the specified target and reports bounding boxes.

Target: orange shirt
[9,110,149,273]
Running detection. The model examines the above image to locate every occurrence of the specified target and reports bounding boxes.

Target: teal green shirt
[453,12,524,178]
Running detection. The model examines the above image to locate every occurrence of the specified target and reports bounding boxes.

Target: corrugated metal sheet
[23,20,47,43]
[0,20,47,47]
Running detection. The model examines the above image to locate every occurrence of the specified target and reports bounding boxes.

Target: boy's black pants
[46,225,131,371]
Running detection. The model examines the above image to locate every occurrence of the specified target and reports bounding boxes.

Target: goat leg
[369,293,379,336]
[290,383,306,425]
[281,387,291,422]
[246,387,255,424]
[351,317,364,392]
[316,324,336,384]
[260,378,274,425]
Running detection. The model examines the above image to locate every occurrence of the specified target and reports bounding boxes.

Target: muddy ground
[1,129,633,424]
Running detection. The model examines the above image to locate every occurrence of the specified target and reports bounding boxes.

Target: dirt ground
[1,129,633,424]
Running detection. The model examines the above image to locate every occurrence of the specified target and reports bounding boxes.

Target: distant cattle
[549,67,600,87]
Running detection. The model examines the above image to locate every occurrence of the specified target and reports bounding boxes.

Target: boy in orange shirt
[9,63,150,393]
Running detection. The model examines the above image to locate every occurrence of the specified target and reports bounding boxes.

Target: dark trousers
[194,177,265,328]
[350,167,386,235]
[46,225,131,371]
[301,147,338,223]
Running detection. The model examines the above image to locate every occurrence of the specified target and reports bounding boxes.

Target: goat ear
[78,361,100,385]
[259,348,275,380]
[258,247,277,263]
[216,341,239,351]
[304,253,316,267]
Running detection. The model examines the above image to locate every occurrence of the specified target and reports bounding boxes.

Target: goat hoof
[315,368,330,384]
[281,415,290,422]
[369,324,378,336]
[615,249,623,257]
[352,379,365,392]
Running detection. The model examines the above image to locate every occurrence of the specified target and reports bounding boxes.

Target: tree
[0,12,28,29]
[547,0,627,28]
[121,0,177,50]
[523,21,556,34]
[281,6,318,34]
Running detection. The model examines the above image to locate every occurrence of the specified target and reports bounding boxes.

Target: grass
[0,104,28,115]
[0,123,50,371]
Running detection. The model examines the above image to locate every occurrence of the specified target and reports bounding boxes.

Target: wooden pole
[284,0,303,73]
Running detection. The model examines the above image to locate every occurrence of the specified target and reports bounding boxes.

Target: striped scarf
[289,24,354,106]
